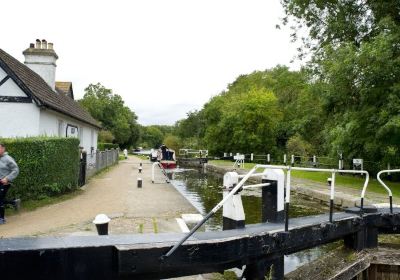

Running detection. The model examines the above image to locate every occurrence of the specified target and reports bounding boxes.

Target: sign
[234,154,245,160]
[353,159,363,166]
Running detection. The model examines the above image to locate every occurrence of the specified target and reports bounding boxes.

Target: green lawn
[209,160,400,198]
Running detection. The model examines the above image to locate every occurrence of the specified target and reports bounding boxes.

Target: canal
[168,168,340,274]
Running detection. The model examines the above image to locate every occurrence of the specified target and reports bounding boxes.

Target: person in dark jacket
[0,143,20,224]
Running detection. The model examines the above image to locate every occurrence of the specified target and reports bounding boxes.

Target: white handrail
[254,164,369,199]
[151,162,169,183]
[377,169,397,197]
[242,182,271,190]
[162,164,371,259]
[377,169,399,214]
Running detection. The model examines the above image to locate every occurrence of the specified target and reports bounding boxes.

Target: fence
[220,152,399,175]
[85,149,119,179]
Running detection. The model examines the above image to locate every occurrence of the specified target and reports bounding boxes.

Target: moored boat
[159,145,177,169]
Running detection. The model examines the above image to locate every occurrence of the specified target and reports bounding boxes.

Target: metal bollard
[93,214,110,235]
[139,166,142,173]
[137,178,142,188]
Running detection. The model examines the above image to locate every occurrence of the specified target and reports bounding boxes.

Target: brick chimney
[23,39,59,91]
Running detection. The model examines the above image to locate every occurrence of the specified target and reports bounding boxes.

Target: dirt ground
[0,156,197,238]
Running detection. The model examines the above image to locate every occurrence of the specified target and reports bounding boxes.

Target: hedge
[98,142,119,151]
[0,137,80,200]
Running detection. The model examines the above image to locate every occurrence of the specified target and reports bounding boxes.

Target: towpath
[0,156,197,238]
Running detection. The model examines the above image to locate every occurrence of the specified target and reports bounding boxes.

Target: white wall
[0,68,27,97]
[0,66,41,138]
[39,109,98,152]
[0,102,40,137]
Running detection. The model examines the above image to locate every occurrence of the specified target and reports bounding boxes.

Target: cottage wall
[0,68,41,137]
[39,109,98,153]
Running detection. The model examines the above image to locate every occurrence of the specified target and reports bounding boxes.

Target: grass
[152,217,158,233]
[118,154,126,161]
[209,160,400,198]
[138,223,144,234]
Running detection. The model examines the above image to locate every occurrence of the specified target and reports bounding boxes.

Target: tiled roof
[0,49,101,129]
[55,81,74,99]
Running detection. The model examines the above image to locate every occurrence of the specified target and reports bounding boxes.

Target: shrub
[286,134,313,156]
[98,130,115,143]
[98,142,119,151]
[0,137,80,200]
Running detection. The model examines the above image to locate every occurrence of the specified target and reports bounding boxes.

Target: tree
[140,126,164,149]
[163,135,181,152]
[79,83,140,148]
[286,134,313,156]
[203,87,282,155]
[98,130,114,143]
[282,0,400,171]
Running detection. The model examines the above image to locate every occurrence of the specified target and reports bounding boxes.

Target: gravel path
[0,156,197,238]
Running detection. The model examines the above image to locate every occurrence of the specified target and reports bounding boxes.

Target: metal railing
[162,164,372,260]
[254,165,369,230]
[377,169,399,214]
[179,149,208,157]
[151,162,170,183]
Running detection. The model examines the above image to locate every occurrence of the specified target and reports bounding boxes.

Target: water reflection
[169,168,339,274]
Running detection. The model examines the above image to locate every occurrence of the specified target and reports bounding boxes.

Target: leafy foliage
[79,83,140,148]
[174,66,322,156]
[140,126,164,148]
[97,142,119,151]
[163,135,181,152]
[282,0,400,172]
[98,130,115,143]
[1,137,80,200]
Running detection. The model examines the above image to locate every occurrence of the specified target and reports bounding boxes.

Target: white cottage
[0,39,101,153]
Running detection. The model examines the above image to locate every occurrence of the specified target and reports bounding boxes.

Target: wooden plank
[0,96,32,103]
[0,75,10,87]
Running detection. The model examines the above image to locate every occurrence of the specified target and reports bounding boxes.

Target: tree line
[79,0,400,174]
[174,0,400,172]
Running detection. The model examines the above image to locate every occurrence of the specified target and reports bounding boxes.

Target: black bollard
[137,178,142,188]
[93,214,110,235]
[139,166,142,173]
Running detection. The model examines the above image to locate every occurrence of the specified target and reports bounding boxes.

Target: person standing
[0,143,20,224]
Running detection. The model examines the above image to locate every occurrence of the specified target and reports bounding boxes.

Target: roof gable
[0,49,100,129]
[56,81,74,99]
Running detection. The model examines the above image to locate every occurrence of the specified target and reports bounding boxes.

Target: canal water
[168,168,339,274]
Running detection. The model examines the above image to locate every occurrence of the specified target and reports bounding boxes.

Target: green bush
[0,137,80,200]
[98,142,119,151]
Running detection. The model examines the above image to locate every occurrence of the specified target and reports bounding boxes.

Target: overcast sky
[1,0,300,125]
